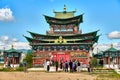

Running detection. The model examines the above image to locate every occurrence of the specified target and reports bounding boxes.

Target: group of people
[55,60,83,72]
[44,59,91,73]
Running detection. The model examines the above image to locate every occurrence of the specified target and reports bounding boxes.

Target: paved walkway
[28,66,63,72]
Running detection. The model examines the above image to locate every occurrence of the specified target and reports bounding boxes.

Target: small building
[95,44,120,69]
[3,45,22,68]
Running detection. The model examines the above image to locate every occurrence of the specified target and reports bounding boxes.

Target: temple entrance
[52,52,70,63]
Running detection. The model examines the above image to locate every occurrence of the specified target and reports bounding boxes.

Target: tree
[91,57,97,68]
[23,50,33,68]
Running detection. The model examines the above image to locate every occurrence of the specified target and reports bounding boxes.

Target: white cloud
[0,36,30,50]
[0,36,9,44]
[12,38,18,42]
[0,7,14,21]
[13,42,31,50]
[93,42,120,54]
[108,31,120,39]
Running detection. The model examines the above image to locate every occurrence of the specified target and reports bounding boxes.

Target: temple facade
[24,5,100,67]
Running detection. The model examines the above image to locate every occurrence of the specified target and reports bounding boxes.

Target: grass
[92,69,120,80]
[0,63,4,66]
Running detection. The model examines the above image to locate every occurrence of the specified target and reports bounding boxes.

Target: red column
[103,57,104,66]
[32,58,34,66]
[116,57,118,64]
[108,57,110,69]
[12,57,14,68]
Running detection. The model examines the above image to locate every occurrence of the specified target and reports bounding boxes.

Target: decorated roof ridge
[27,29,99,37]
[25,36,95,41]
[30,42,93,45]
[43,14,83,20]
[30,43,93,45]
[24,35,98,43]
[105,44,118,52]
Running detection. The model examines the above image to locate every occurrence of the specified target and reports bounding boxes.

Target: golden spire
[11,44,14,48]
[111,43,113,48]
[63,5,66,11]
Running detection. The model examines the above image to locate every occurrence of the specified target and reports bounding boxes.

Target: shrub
[15,67,24,71]
[0,68,12,71]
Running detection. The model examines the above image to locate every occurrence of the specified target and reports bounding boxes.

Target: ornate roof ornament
[63,5,66,12]
[11,44,14,48]
[111,43,113,48]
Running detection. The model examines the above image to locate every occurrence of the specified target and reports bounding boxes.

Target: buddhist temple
[94,44,120,69]
[24,5,100,67]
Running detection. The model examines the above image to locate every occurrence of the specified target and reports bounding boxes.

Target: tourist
[65,60,68,72]
[46,60,50,72]
[43,60,47,70]
[69,60,73,72]
[23,61,28,72]
[73,61,77,72]
[62,61,65,71]
[55,60,58,72]
[7,60,11,68]
[60,58,63,69]
[77,61,81,72]
[119,64,120,69]
[87,62,91,73]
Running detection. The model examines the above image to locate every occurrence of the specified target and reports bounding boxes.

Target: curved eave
[47,20,81,25]
[4,48,22,53]
[27,30,99,38]
[24,35,99,44]
[104,47,119,52]
[43,14,83,21]
[44,14,83,25]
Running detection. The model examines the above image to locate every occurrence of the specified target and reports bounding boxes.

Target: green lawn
[0,63,4,66]
[92,70,120,80]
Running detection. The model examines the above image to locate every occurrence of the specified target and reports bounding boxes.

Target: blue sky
[0,0,120,52]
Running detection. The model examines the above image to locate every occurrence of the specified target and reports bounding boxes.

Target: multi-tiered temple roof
[24,5,100,51]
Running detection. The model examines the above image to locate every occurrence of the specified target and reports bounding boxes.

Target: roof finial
[11,44,14,48]
[63,5,66,12]
[111,43,113,48]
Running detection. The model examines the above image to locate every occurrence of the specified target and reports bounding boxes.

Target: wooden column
[12,57,14,68]
[108,57,110,69]
[32,58,34,66]
[116,57,118,64]
[118,57,120,65]
[103,57,104,66]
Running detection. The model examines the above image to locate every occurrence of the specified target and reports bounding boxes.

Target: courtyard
[0,72,96,80]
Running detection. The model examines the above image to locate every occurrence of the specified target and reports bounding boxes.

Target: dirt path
[0,72,96,80]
